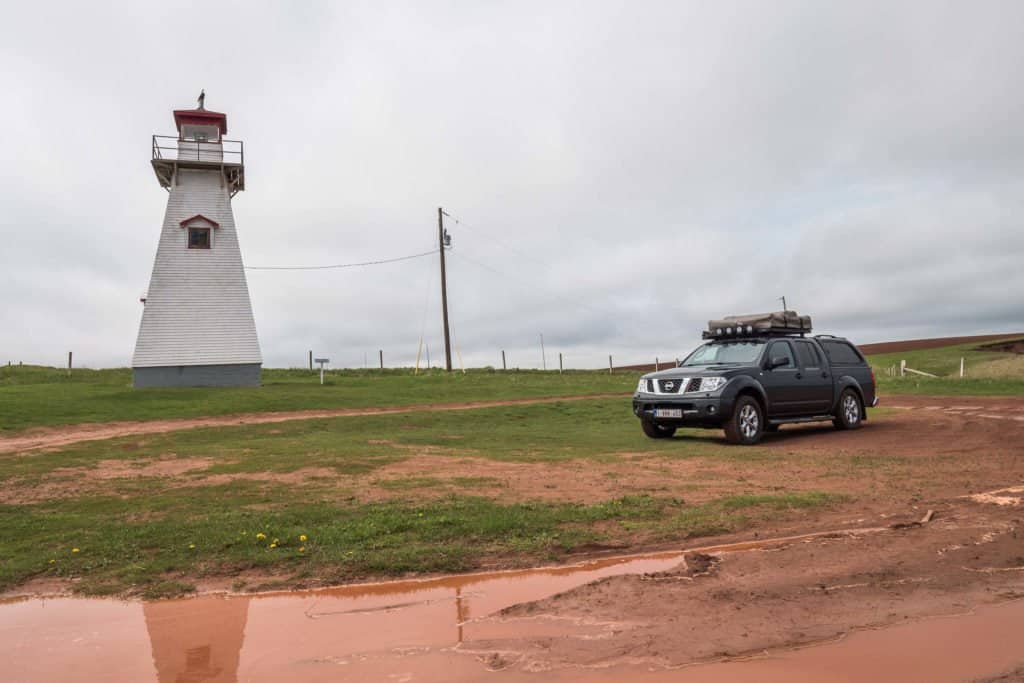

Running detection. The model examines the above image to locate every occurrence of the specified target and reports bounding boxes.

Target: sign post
[314,358,330,385]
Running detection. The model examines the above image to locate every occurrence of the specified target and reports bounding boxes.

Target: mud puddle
[1,525,1020,682]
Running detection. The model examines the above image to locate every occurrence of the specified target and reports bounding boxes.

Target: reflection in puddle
[2,528,1021,681]
[1,550,691,682]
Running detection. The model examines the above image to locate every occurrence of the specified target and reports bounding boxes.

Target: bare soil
[6,395,1024,514]
[977,339,1024,354]
[473,494,1024,674]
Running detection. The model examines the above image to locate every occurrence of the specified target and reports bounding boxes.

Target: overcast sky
[2,1,1022,370]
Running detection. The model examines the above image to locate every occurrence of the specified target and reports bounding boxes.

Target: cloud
[2,1,1022,369]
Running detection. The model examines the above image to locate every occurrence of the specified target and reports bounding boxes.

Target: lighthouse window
[181,124,219,142]
[188,227,211,249]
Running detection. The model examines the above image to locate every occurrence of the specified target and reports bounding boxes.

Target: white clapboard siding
[176,140,224,163]
[132,169,262,367]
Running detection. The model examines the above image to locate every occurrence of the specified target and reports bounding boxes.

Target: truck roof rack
[702,311,812,340]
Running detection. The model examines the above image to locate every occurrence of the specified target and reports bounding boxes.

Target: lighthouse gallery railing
[152,135,244,166]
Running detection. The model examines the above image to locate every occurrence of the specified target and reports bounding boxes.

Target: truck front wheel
[724,396,764,445]
[641,419,676,439]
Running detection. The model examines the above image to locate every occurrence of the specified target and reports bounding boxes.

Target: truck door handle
[795,372,802,379]
[822,372,828,378]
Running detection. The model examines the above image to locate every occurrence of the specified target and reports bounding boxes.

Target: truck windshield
[680,341,765,366]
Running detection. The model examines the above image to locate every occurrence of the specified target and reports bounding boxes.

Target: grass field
[0,399,840,597]
[2,339,1020,597]
[0,366,634,432]
[866,336,1024,396]
[3,341,1023,434]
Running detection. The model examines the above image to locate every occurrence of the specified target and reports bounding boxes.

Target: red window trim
[179,214,220,229]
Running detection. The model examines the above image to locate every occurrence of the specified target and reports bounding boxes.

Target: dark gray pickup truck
[632,313,877,445]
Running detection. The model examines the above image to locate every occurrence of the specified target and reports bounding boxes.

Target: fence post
[900,359,906,377]
[559,352,563,374]
[379,350,384,371]
[960,357,965,378]
[655,357,659,371]
[502,350,506,370]
[309,350,313,372]
[68,351,72,377]
[608,355,613,374]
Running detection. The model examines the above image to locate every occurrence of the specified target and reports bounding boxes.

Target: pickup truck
[632,330,877,445]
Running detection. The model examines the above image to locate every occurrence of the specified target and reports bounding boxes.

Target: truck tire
[641,419,676,439]
[725,396,763,445]
[833,389,863,430]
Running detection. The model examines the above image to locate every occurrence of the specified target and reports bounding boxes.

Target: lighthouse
[132,94,262,387]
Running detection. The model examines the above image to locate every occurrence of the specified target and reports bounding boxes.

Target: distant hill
[858,333,1024,355]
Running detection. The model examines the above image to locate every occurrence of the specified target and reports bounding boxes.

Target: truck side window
[820,340,863,364]
[768,341,796,369]
[794,340,821,369]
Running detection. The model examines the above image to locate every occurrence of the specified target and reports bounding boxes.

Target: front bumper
[632,394,734,428]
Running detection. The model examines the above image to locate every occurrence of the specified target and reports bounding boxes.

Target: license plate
[654,408,683,419]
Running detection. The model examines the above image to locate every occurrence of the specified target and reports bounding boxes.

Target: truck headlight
[700,376,727,392]
[637,379,647,393]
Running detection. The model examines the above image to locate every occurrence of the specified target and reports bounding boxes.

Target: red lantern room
[151,90,245,195]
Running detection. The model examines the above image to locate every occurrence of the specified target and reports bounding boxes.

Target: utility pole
[779,296,787,311]
[439,207,453,372]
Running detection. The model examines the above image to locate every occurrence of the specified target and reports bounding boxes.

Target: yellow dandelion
[299,546,306,553]
[49,559,56,564]
[272,538,279,544]
[189,544,196,549]
[256,533,266,540]
[299,534,308,542]
[269,543,277,549]
[72,548,80,553]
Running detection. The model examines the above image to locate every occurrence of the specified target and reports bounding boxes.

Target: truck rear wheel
[641,419,676,439]
[725,396,763,445]
[833,389,863,430]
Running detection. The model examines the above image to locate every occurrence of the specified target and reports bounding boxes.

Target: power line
[441,211,552,270]
[450,248,612,319]
[246,249,435,271]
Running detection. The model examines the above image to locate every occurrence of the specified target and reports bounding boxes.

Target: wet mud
[3,493,1023,681]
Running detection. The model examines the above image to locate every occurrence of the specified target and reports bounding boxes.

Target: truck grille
[657,379,686,393]
[687,378,702,392]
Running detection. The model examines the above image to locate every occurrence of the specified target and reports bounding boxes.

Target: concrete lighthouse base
[133,363,262,388]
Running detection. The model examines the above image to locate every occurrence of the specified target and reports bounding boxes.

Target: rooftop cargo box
[704,311,812,339]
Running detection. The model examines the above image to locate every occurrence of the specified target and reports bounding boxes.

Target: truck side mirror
[768,355,791,369]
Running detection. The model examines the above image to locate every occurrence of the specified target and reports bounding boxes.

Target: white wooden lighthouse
[132,93,262,387]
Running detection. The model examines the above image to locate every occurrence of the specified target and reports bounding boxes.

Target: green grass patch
[0,400,764,483]
[377,476,445,490]
[0,366,635,432]
[0,489,839,597]
[867,336,1024,395]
